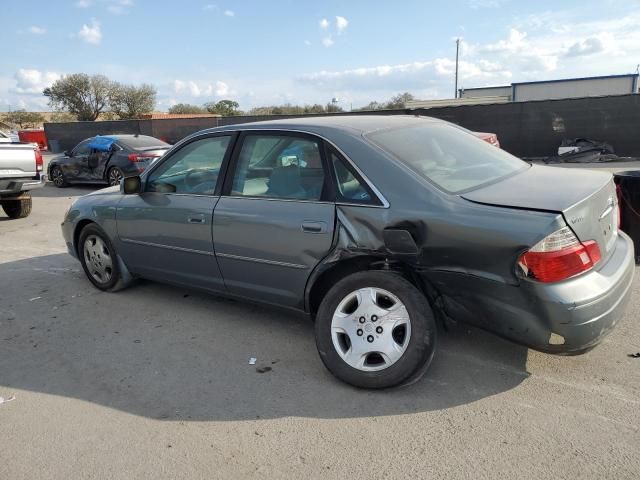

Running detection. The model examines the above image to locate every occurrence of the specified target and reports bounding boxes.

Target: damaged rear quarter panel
[307,132,566,344]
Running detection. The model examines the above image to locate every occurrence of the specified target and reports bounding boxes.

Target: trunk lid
[462,164,619,260]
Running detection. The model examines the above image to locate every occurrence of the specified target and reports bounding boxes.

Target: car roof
[208,114,444,136]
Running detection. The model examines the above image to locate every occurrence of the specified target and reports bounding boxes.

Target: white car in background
[0,130,20,143]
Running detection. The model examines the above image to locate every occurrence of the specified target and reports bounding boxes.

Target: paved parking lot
[1,183,639,479]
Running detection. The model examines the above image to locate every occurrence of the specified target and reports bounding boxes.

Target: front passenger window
[146,136,230,195]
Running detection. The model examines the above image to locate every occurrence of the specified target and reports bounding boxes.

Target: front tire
[50,166,68,188]
[315,271,437,389]
[78,224,126,292]
[1,193,32,219]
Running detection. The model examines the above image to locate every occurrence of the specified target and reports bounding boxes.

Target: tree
[385,92,415,109]
[2,110,45,128]
[110,83,156,119]
[43,73,116,121]
[204,99,240,116]
[326,102,344,113]
[168,103,207,114]
[354,101,382,111]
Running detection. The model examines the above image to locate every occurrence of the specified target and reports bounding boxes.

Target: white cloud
[304,40,311,46]
[335,16,348,33]
[28,26,46,35]
[13,69,60,94]
[78,19,102,44]
[469,0,506,8]
[565,35,606,57]
[108,0,133,15]
[224,9,234,17]
[203,3,217,10]
[480,28,527,53]
[75,0,91,7]
[319,18,329,30]
[173,79,232,97]
[322,36,334,48]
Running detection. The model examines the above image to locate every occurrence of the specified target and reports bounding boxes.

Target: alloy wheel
[108,168,123,186]
[51,167,64,187]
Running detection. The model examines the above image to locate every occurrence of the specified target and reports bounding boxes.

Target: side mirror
[122,175,142,194]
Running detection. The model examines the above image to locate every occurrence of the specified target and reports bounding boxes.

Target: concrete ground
[1,182,639,480]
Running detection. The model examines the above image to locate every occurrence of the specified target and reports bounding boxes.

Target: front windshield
[366,123,528,193]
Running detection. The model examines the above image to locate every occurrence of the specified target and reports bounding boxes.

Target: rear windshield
[118,136,169,150]
[366,123,528,193]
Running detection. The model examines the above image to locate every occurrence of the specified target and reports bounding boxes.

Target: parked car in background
[473,131,500,148]
[0,130,21,143]
[60,116,634,389]
[0,142,44,218]
[48,134,170,187]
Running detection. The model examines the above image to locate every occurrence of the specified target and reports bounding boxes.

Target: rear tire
[2,194,32,219]
[315,271,437,389]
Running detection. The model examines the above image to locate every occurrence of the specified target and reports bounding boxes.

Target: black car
[48,134,170,187]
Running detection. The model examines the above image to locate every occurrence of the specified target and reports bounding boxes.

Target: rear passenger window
[330,151,377,205]
[230,135,326,201]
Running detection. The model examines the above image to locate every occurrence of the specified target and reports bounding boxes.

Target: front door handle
[187,215,205,224]
[301,221,327,233]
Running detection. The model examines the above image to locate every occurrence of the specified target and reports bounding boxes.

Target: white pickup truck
[0,139,45,219]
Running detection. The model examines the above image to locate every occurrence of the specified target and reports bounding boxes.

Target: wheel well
[73,219,95,256]
[307,255,426,317]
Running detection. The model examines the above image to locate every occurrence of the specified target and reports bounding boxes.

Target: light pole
[454,38,460,99]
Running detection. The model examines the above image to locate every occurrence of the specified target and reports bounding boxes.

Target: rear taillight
[517,226,601,283]
[127,153,160,171]
[34,147,43,172]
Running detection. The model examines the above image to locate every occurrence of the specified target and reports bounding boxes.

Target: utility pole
[454,38,460,99]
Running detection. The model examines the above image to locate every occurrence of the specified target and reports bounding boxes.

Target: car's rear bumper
[0,175,45,196]
[427,232,635,354]
[524,231,635,354]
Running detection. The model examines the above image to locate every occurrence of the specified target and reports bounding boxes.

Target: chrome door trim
[216,252,307,270]
[120,238,213,256]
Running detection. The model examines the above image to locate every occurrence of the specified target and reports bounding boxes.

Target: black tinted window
[72,140,92,156]
[119,135,169,150]
[367,123,528,193]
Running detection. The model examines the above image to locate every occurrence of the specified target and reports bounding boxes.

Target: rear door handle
[301,221,327,233]
[187,215,206,224]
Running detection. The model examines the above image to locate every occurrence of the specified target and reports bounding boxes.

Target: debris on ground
[28,297,41,302]
[256,366,272,374]
[248,357,257,365]
[628,353,640,358]
[0,396,16,405]
[543,138,634,164]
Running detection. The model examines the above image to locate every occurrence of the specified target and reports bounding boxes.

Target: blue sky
[2,0,640,111]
